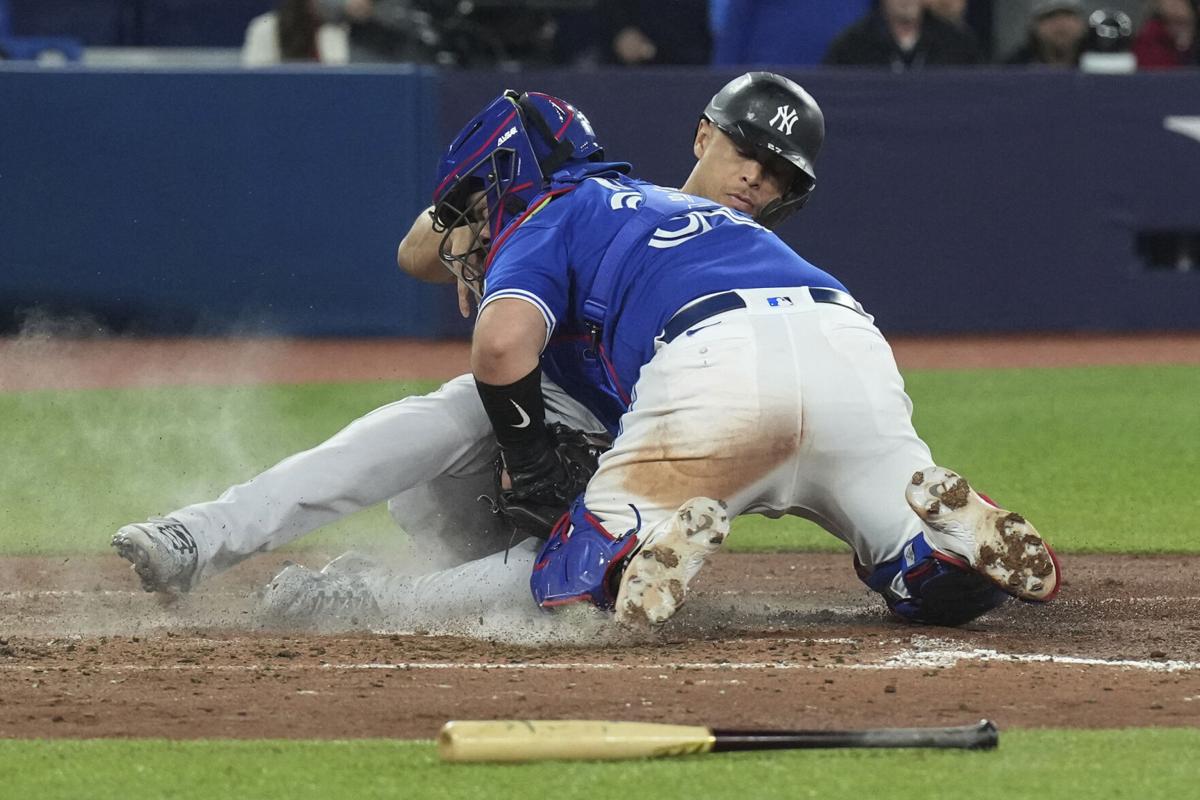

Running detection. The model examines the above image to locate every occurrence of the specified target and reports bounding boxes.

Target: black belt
[661,288,864,344]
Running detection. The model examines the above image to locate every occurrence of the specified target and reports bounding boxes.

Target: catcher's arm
[472,297,544,385]
[473,299,574,531]
[473,299,612,536]
[397,206,452,283]
[472,299,547,462]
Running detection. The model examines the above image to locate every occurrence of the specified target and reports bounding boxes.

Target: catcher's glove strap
[661,287,865,344]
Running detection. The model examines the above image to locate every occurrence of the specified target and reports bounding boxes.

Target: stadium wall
[2,66,1198,337]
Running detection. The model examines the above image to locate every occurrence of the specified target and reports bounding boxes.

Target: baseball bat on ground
[437,719,998,763]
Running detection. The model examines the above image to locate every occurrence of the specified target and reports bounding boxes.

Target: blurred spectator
[1132,0,1198,68]
[441,3,563,66]
[710,0,871,66]
[1002,0,1086,66]
[823,0,982,69]
[554,0,710,66]
[315,0,440,63]
[243,0,350,65]
[608,0,711,65]
[925,0,967,27]
[315,0,563,66]
[923,0,985,54]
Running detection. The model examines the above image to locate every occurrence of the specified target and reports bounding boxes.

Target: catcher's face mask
[432,151,523,300]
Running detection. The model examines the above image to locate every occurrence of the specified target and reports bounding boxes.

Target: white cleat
[259,563,382,628]
[319,550,378,578]
[905,467,1061,602]
[614,497,730,627]
[111,518,199,594]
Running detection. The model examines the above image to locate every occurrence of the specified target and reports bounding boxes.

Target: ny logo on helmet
[771,105,798,135]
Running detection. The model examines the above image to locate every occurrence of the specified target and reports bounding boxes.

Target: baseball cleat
[318,550,378,578]
[111,518,199,594]
[614,497,730,626]
[259,563,382,628]
[905,467,1061,602]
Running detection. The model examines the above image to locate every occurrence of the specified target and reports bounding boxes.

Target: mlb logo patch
[767,296,793,307]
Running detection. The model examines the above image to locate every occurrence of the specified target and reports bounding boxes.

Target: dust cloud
[1,318,632,646]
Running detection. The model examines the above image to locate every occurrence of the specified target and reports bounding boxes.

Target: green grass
[2,730,1197,800]
[1,365,1198,557]
[0,380,441,556]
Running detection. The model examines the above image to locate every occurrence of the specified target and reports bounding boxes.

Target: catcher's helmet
[431,90,604,293]
[702,72,824,228]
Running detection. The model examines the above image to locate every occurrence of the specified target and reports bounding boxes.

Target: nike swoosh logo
[510,400,531,428]
[686,320,723,337]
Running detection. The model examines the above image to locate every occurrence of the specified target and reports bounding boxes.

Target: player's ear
[693,119,712,160]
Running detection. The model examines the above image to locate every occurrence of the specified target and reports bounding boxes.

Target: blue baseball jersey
[480,171,848,433]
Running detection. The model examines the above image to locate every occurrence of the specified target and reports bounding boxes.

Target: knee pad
[529,497,638,610]
[857,533,1009,627]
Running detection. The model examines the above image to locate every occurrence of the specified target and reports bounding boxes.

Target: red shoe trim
[540,593,594,608]
[1025,543,1063,603]
[931,550,972,571]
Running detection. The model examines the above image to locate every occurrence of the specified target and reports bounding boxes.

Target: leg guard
[857,532,1010,627]
[529,497,638,610]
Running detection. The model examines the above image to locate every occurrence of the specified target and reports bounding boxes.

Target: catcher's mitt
[491,423,612,538]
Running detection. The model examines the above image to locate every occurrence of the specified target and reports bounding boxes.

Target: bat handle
[711,720,999,751]
[854,719,999,750]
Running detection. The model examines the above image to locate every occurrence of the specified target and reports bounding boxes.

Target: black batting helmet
[702,72,824,228]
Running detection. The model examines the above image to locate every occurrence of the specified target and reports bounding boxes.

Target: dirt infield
[1,552,1198,739]
[1,334,1197,740]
